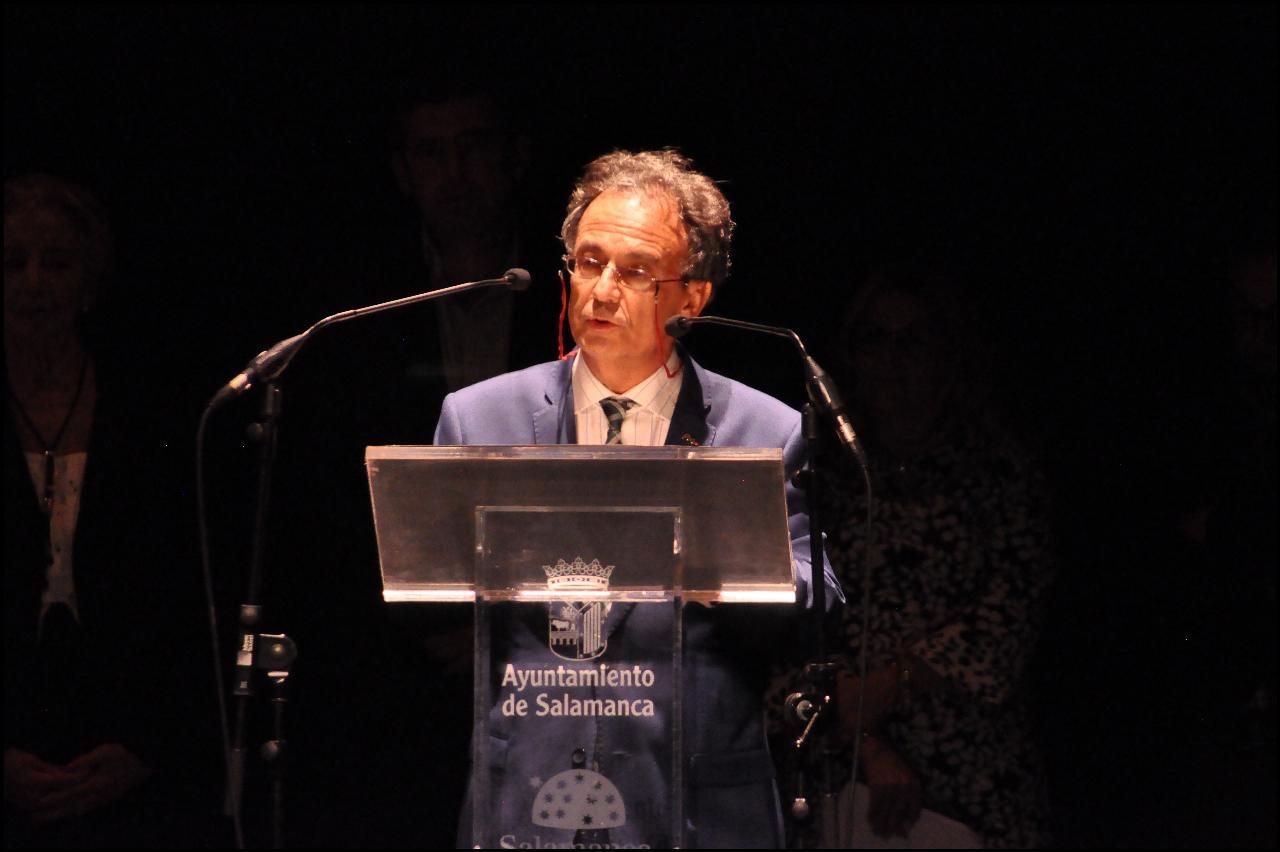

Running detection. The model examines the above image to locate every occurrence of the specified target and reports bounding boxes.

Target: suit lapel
[664,355,717,447]
[532,356,576,444]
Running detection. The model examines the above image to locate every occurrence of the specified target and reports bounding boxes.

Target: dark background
[6,4,1275,848]
[8,6,1274,403]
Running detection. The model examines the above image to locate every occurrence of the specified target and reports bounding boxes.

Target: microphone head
[503,268,532,291]
[664,315,692,338]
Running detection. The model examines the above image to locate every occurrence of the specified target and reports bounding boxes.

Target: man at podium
[434,149,837,848]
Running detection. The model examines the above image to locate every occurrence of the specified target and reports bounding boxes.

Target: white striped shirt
[571,350,684,446]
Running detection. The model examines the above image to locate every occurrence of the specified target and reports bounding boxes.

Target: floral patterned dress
[769,427,1055,848]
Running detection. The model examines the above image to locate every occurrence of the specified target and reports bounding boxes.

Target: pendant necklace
[6,356,90,516]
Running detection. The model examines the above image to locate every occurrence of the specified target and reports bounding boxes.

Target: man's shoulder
[692,362,800,446]
[696,363,798,421]
[446,359,566,410]
[435,360,568,445]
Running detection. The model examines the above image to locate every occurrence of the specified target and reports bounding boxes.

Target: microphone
[664,315,693,338]
[503,267,531,292]
[210,268,533,409]
[801,354,866,468]
[665,313,867,467]
[210,333,307,410]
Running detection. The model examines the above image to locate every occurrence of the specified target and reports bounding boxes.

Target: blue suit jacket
[435,354,836,849]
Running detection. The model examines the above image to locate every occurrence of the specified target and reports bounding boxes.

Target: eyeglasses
[563,254,686,292]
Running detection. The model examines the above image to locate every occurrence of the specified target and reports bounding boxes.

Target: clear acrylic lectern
[367,445,796,849]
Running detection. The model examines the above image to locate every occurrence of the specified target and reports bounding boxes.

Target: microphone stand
[209,269,530,848]
[665,315,866,847]
[795,403,843,848]
[225,382,299,850]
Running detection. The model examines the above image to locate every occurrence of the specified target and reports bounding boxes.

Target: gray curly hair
[561,149,734,289]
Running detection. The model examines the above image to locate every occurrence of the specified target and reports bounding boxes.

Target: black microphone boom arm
[210,268,531,408]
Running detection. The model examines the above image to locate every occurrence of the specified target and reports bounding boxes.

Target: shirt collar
[571,348,684,415]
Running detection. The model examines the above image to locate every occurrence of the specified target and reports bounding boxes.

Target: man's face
[568,190,710,385]
[392,96,523,239]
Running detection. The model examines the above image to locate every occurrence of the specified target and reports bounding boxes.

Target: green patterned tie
[600,397,637,445]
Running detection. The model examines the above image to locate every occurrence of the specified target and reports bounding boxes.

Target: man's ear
[683,280,713,317]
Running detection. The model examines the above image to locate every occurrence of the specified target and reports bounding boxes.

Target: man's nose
[589,266,625,303]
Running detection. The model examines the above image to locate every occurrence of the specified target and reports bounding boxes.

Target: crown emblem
[543,557,614,591]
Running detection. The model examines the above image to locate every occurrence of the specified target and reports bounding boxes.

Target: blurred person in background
[4,174,213,848]
[770,262,1054,848]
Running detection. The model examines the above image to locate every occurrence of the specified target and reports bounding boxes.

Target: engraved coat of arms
[544,557,613,661]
